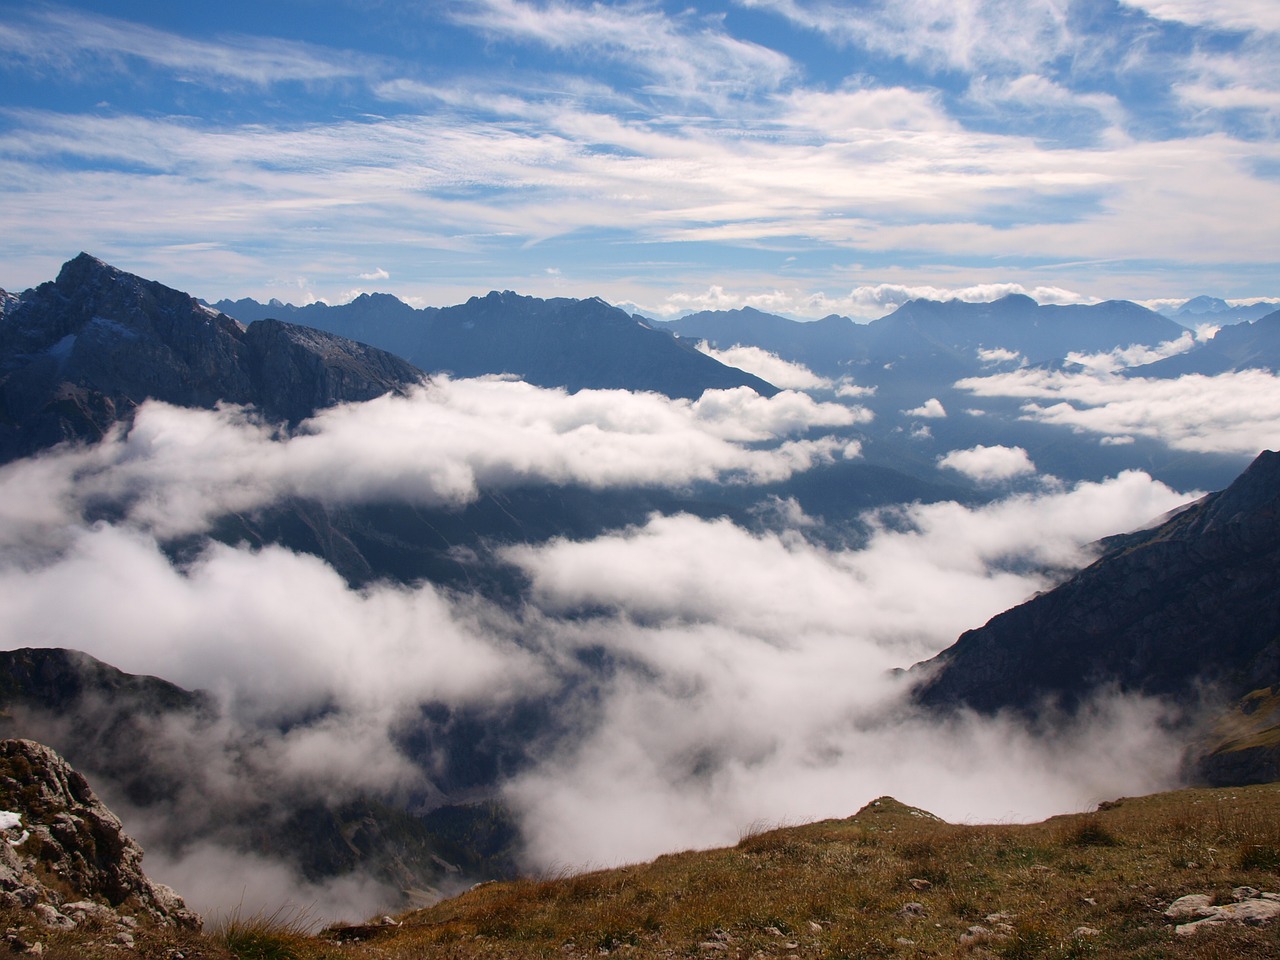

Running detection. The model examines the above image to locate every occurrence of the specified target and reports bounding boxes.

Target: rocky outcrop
[0,253,425,462]
[0,738,200,937]
[1164,889,1280,935]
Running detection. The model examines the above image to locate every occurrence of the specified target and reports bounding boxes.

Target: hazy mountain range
[1,254,1278,922]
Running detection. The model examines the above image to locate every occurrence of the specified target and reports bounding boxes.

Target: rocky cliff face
[0,738,199,951]
[0,254,425,463]
[911,451,1280,743]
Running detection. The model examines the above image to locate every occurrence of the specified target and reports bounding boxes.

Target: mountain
[1130,307,1280,378]
[655,306,864,377]
[1165,295,1279,325]
[0,254,424,463]
[658,295,1186,382]
[911,449,1280,781]
[213,290,779,400]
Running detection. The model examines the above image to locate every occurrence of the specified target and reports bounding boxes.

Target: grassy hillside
[19,784,1280,959]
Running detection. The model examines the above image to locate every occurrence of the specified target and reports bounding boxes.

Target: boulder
[0,738,199,930]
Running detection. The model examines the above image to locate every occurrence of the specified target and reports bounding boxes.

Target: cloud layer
[958,368,1280,454]
[0,377,1202,919]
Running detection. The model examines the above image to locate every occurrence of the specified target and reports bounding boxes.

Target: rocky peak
[0,739,199,935]
[1191,449,1280,532]
[0,254,426,463]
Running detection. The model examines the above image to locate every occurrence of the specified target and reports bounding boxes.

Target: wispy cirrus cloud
[0,6,376,87]
[1121,0,1280,33]
[448,0,793,102]
[736,0,1080,75]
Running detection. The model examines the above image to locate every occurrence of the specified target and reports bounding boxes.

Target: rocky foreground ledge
[0,738,200,953]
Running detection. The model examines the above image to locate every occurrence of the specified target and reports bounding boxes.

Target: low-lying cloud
[0,377,1204,920]
[696,342,834,391]
[938,444,1037,484]
[957,367,1280,454]
[0,378,861,543]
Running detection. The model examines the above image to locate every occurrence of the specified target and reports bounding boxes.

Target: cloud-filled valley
[0,371,1202,920]
[3,0,1280,942]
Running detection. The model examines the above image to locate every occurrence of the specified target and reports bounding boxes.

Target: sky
[2,0,1279,317]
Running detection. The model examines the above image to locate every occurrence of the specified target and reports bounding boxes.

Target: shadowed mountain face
[911,450,1280,781]
[0,254,425,463]
[213,290,779,400]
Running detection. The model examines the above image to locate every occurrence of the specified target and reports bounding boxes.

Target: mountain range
[658,295,1187,381]
[1,253,1278,918]
[211,289,777,399]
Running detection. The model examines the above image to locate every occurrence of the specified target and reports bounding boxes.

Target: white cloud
[0,7,375,87]
[357,267,390,281]
[0,379,859,544]
[498,470,1194,866]
[737,0,1080,75]
[904,397,947,418]
[0,373,1198,908]
[449,0,793,103]
[977,346,1025,365]
[696,342,832,391]
[1065,331,1198,374]
[958,368,1280,455]
[1121,0,1280,33]
[938,444,1037,483]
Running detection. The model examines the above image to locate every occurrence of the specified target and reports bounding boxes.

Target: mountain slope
[330,788,1280,959]
[1131,308,1280,378]
[910,451,1280,768]
[214,290,779,399]
[0,254,424,463]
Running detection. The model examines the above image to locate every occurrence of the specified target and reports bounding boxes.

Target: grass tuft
[217,904,316,960]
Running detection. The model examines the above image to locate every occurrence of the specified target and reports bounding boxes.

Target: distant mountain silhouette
[657,295,1186,382]
[213,290,778,399]
[1165,295,1278,325]
[0,254,423,462]
[1130,307,1280,378]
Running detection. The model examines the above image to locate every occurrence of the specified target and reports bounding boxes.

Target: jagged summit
[216,286,780,399]
[0,254,425,462]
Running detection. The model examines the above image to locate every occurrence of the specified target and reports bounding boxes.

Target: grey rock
[0,739,200,930]
[1164,894,1216,920]
[1168,891,1280,935]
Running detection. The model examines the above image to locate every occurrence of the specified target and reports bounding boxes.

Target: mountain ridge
[0,253,425,463]
[212,287,779,400]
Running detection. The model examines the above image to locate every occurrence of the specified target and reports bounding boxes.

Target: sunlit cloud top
[1,0,1277,316]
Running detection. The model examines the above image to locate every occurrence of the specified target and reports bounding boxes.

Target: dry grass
[17,785,1280,959]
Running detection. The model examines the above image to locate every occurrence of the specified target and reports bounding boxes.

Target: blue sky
[2,0,1278,316]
